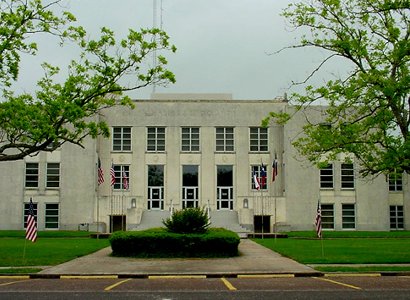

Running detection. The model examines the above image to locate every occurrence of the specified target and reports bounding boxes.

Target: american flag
[272,155,278,182]
[315,200,322,238]
[97,158,104,185]
[26,198,37,243]
[122,170,129,190]
[253,170,260,190]
[110,163,116,186]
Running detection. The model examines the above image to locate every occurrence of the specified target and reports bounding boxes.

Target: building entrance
[254,215,270,233]
[110,215,126,232]
[216,165,234,210]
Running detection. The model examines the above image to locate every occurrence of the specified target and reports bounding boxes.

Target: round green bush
[162,207,210,234]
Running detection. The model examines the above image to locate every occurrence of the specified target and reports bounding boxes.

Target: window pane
[183,165,198,186]
[320,164,333,189]
[342,204,355,229]
[321,204,334,229]
[112,127,131,151]
[147,127,166,152]
[148,165,164,186]
[216,127,234,152]
[46,163,60,188]
[25,163,39,188]
[390,205,404,230]
[217,165,233,186]
[341,164,355,189]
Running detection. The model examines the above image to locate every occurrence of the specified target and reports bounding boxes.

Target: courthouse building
[0,94,408,233]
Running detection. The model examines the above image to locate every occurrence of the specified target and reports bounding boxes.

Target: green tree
[0,0,176,161]
[263,0,409,176]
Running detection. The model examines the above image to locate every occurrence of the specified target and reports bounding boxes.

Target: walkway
[39,239,318,277]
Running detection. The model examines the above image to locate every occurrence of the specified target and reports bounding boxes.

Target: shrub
[162,207,210,234]
[109,228,240,258]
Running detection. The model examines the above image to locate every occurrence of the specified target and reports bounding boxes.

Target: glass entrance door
[182,187,198,208]
[217,187,233,210]
[182,165,199,209]
[147,165,164,210]
[216,165,234,210]
[148,187,164,210]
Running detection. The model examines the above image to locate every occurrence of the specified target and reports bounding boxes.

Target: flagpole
[22,237,27,264]
[110,161,114,233]
[319,168,324,257]
[110,178,113,233]
[96,160,100,239]
[261,187,264,239]
[272,153,278,241]
[121,192,124,231]
[121,171,124,232]
[274,184,277,242]
[319,195,324,258]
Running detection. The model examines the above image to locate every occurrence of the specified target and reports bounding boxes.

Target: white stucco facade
[0,94,408,233]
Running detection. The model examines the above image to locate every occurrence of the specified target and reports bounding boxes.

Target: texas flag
[261,164,267,188]
[253,170,261,190]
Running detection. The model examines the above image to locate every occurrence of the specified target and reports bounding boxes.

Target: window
[24,202,38,228]
[390,205,404,230]
[25,163,39,188]
[341,163,355,189]
[389,172,403,191]
[46,163,60,188]
[216,127,234,152]
[112,127,131,151]
[251,165,267,190]
[321,204,334,229]
[342,204,355,229]
[181,127,200,152]
[147,127,165,152]
[45,203,59,229]
[182,165,199,208]
[320,164,333,189]
[249,127,268,152]
[112,165,129,190]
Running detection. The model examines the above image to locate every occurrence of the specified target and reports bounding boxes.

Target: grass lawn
[253,231,410,269]
[0,231,109,268]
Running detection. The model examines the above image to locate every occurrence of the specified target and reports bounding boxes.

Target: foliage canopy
[0,0,176,161]
[263,0,410,176]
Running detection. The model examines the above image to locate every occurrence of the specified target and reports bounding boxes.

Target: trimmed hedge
[109,228,240,258]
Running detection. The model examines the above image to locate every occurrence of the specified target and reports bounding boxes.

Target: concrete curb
[2,271,410,279]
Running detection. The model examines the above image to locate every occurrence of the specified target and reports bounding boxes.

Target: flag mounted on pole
[253,170,260,190]
[315,200,322,238]
[26,198,37,242]
[97,158,104,185]
[272,154,278,182]
[110,163,116,187]
[122,170,129,190]
[260,164,267,189]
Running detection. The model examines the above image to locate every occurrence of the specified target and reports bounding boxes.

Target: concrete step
[135,210,170,230]
[134,210,251,236]
[209,211,251,234]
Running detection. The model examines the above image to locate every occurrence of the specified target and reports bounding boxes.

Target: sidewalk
[38,239,319,277]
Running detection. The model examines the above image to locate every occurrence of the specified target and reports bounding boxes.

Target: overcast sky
[19,0,343,100]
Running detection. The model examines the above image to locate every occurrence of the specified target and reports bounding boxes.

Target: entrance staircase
[209,211,251,238]
[134,210,250,238]
[134,210,170,231]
